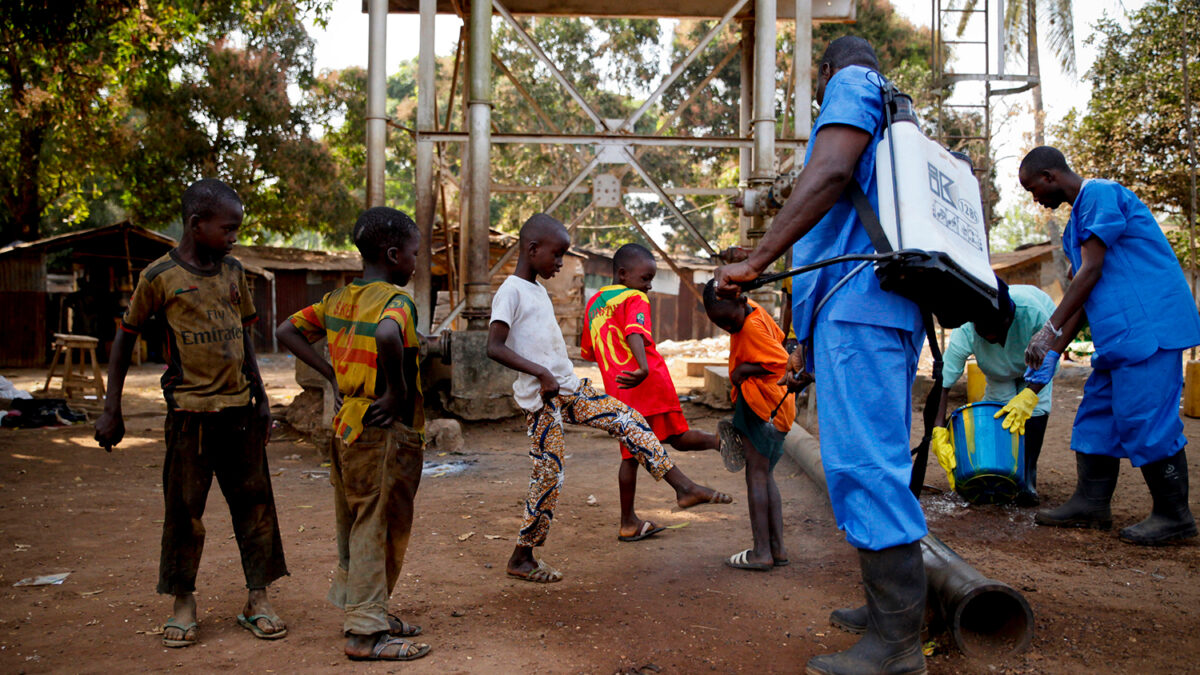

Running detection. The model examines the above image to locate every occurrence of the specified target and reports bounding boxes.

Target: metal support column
[465,0,493,328]
[738,19,754,247]
[749,0,776,242]
[365,0,388,208]
[794,0,812,159]
[414,0,436,332]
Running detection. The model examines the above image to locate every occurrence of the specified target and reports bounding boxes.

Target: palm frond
[1004,0,1028,57]
[952,0,982,38]
[1041,0,1077,75]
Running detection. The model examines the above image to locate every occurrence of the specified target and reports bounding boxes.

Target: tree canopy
[1057,0,1199,220]
[0,0,351,246]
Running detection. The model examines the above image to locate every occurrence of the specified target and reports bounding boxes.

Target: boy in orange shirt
[582,244,720,541]
[703,280,796,571]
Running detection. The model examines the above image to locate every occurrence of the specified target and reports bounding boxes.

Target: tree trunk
[2,120,45,246]
[1028,0,1069,291]
[1029,0,1044,146]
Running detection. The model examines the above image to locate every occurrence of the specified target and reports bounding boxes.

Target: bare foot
[346,632,431,661]
[772,545,789,565]
[618,519,665,541]
[506,544,537,577]
[164,593,198,645]
[241,588,286,637]
[676,485,733,509]
[387,613,422,637]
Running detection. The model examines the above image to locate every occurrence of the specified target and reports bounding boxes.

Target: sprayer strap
[845,181,893,255]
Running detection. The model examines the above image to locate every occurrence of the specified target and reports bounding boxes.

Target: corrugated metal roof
[990,243,1055,272]
[232,245,362,272]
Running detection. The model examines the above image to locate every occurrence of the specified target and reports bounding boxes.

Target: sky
[305,0,1145,215]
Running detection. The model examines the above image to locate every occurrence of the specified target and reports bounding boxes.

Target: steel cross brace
[432,199,598,333]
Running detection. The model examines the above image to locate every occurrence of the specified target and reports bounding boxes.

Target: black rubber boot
[1015,422,1044,507]
[829,605,867,635]
[1035,452,1119,529]
[1119,450,1199,546]
[806,542,926,675]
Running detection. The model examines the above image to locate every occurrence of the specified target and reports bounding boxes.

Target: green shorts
[733,395,788,470]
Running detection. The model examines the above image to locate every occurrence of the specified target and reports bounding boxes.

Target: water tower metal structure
[361,0,855,336]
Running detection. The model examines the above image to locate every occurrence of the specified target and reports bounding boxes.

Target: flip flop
[162,618,198,648]
[680,489,734,510]
[387,613,422,637]
[725,549,772,572]
[718,419,746,473]
[237,613,288,640]
[507,559,563,584]
[348,634,432,662]
[618,520,667,542]
[773,557,790,567]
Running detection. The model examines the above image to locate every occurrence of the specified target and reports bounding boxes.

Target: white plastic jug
[875,120,996,294]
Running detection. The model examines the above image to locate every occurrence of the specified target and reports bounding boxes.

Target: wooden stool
[43,333,106,399]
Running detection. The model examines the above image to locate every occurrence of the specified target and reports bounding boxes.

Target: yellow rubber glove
[995,388,1040,435]
[931,426,956,491]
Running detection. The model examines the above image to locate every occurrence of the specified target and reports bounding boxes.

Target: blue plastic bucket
[948,401,1025,505]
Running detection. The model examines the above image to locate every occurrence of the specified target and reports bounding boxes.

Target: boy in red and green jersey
[277,207,430,662]
[581,243,719,542]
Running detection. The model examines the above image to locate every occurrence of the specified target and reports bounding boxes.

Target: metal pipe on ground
[782,422,1034,659]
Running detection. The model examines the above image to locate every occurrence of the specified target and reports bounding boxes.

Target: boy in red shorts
[582,243,720,542]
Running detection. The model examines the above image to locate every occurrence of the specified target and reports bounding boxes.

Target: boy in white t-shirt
[487,213,733,583]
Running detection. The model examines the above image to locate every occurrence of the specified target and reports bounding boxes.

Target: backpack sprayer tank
[872,92,998,328]
[743,83,998,329]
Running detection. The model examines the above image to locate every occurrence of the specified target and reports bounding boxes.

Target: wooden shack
[990,242,1064,302]
[574,244,721,344]
[0,223,274,367]
[230,245,362,351]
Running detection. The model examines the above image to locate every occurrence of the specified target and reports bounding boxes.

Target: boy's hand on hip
[93,411,124,452]
[255,396,273,442]
[538,370,560,404]
[364,392,400,428]
[616,366,648,388]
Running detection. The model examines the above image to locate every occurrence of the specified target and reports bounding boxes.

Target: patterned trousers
[519,380,674,547]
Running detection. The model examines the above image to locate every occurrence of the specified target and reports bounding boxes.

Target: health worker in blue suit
[1019,146,1200,546]
[715,36,926,675]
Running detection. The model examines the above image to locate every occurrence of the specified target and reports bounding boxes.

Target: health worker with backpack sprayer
[715,35,999,675]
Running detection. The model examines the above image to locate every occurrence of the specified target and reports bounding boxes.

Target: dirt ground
[1,354,1198,674]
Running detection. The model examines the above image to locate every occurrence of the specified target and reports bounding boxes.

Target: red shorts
[620,410,689,459]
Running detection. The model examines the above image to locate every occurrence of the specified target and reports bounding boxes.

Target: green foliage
[990,201,1048,252]
[0,0,345,246]
[1056,0,1199,218]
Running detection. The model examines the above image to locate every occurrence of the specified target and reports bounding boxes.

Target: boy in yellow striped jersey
[277,207,430,662]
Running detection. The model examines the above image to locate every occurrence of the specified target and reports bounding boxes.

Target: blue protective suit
[1063,180,1200,465]
[792,65,928,551]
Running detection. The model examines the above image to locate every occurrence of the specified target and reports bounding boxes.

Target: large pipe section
[365,0,388,208]
[922,533,1034,657]
[464,0,493,328]
[414,0,436,332]
[782,423,1034,659]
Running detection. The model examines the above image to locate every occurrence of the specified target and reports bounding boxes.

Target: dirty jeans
[520,380,674,547]
[327,423,424,636]
[158,405,288,595]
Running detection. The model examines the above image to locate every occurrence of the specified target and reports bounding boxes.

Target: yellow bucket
[966,362,985,404]
[1185,360,1200,419]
